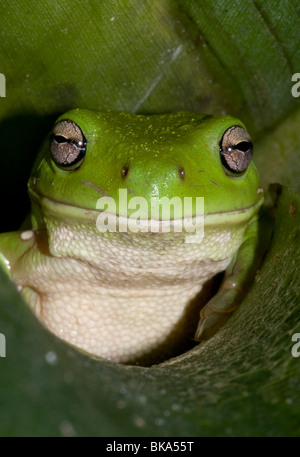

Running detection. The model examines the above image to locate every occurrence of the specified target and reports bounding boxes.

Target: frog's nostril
[178,167,185,180]
[121,165,129,178]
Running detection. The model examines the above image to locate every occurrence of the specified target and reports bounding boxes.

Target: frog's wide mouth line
[28,185,264,229]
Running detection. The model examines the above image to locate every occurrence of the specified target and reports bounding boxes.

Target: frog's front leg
[0,230,36,278]
[195,210,272,340]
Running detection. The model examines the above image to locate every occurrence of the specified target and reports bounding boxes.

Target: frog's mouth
[28,181,264,233]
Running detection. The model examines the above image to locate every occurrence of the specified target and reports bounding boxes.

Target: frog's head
[28,109,263,230]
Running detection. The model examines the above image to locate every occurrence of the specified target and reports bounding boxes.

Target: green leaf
[255,107,300,194]
[0,0,300,436]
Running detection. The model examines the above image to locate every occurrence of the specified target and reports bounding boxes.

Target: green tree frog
[0,109,265,365]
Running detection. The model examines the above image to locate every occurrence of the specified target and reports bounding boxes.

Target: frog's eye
[220,125,253,174]
[50,120,87,170]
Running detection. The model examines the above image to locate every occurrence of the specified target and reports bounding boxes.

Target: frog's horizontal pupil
[53,135,85,149]
[54,135,68,144]
[235,141,253,153]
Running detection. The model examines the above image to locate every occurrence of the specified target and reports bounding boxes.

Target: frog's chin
[29,183,264,231]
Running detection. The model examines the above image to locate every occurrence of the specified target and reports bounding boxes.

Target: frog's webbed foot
[195,280,243,340]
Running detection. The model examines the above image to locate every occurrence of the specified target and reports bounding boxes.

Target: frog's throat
[29,186,264,229]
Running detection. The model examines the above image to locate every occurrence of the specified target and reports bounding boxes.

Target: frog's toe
[195,308,231,341]
[194,288,241,341]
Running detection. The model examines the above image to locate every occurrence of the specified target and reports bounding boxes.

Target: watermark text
[291,73,300,98]
[0,74,5,97]
[96,189,204,244]
[291,333,300,358]
[0,333,6,357]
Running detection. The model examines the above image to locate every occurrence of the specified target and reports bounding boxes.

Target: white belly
[15,217,245,364]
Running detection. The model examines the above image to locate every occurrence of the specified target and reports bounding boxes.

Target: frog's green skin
[0,109,264,365]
